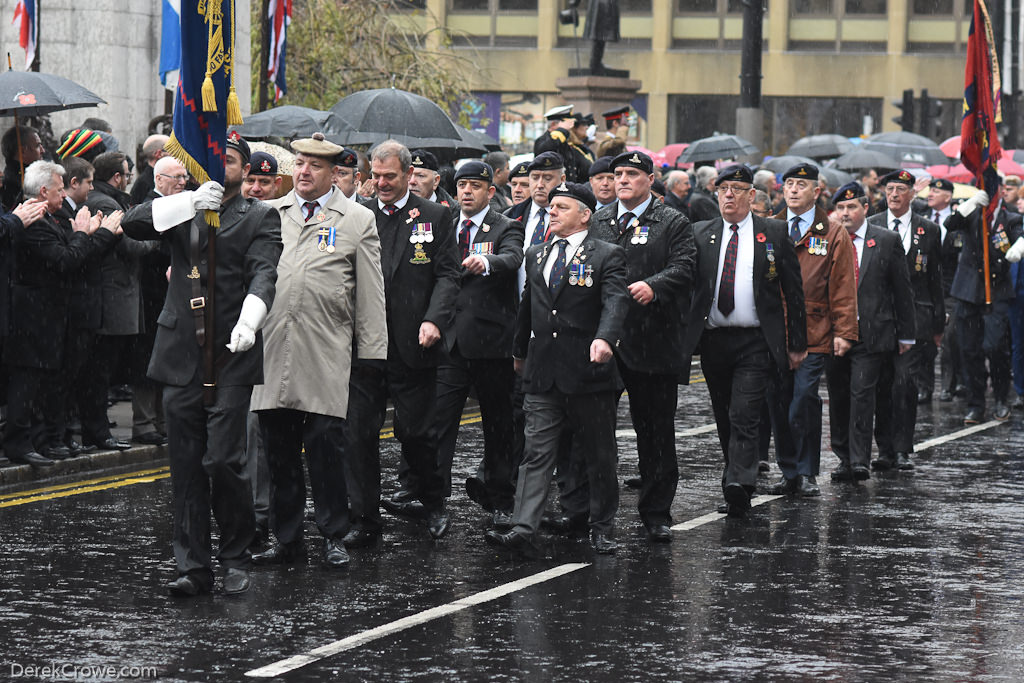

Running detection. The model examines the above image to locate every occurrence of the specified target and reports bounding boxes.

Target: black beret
[548,181,596,212]
[833,181,866,203]
[781,163,819,182]
[528,151,564,172]
[410,150,439,172]
[454,160,493,184]
[611,150,654,174]
[335,147,359,168]
[716,164,753,186]
[588,156,614,177]
[881,169,915,186]
[226,130,250,163]
[510,161,531,178]
[929,178,954,192]
[248,151,278,176]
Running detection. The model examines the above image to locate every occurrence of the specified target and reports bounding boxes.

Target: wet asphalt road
[2,375,1024,682]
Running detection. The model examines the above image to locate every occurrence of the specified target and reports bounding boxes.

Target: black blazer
[54,198,105,331]
[945,204,1024,304]
[590,199,696,373]
[450,208,524,359]
[867,212,944,338]
[504,198,531,223]
[853,224,917,352]
[361,193,459,369]
[121,193,282,387]
[5,214,117,369]
[514,234,629,395]
[682,215,807,376]
[686,189,720,223]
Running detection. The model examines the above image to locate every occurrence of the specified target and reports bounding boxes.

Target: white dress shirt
[377,190,410,213]
[459,206,492,275]
[616,195,653,223]
[542,230,588,285]
[930,205,951,242]
[298,187,335,217]
[707,212,760,329]
[887,209,912,253]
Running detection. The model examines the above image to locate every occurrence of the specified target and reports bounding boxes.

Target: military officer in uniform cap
[868,169,944,471]
[408,149,455,208]
[333,146,362,202]
[588,156,616,210]
[763,163,858,498]
[597,106,630,159]
[589,149,695,541]
[566,114,595,182]
[121,131,283,596]
[508,161,532,206]
[945,184,1024,422]
[251,133,387,568]
[434,161,524,527]
[826,182,916,483]
[534,105,576,172]
[485,181,629,555]
[241,151,282,201]
[681,164,807,517]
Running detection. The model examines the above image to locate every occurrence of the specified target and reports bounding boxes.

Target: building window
[792,0,834,14]
[845,0,886,13]
[499,0,537,9]
[677,0,718,13]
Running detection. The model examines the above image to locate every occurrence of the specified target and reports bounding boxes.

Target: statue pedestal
[554,74,642,123]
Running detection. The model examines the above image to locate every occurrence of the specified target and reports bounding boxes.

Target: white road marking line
[244,563,591,678]
[246,418,1009,677]
[616,423,718,439]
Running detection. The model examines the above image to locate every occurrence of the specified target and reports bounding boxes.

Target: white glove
[226,294,269,353]
[957,190,990,217]
[193,181,224,211]
[1006,237,1024,263]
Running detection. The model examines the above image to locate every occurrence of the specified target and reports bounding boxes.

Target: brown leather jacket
[774,206,859,353]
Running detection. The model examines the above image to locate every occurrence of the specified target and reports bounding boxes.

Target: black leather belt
[189,220,206,347]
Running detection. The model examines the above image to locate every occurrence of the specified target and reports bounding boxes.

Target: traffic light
[893,89,914,132]
[919,89,944,140]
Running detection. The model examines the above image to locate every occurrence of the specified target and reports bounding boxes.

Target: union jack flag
[11,0,37,70]
[267,0,292,101]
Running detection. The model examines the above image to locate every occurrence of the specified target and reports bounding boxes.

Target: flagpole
[982,210,992,305]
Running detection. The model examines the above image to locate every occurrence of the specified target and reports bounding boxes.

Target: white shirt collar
[378,190,410,212]
[297,186,334,211]
[529,202,547,223]
[65,197,77,211]
[617,194,653,221]
[785,205,817,237]
[460,206,489,227]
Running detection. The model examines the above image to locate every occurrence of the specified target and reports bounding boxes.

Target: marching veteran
[251,133,388,569]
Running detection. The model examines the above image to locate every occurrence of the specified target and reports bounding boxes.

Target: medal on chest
[470,241,494,255]
[807,236,828,256]
[915,252,928,272]
[410,222,434,244]
[766,242,778,280]
[992,224,1011,253]
[317,226,338,253]
[410,243,432,264]
[630,223,649,245]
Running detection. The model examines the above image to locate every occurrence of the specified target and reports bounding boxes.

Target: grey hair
[371,140,412,171]
[753,169,776,191]
[153,156,184,176]
[665,170,687,190]
[23,160,65,198]
[753,189,770,206]
[695,166,717,189]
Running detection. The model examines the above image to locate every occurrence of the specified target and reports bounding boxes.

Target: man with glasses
[681,165,807,518]
[332,147,362,202]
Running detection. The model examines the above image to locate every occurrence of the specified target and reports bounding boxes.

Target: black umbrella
[330,88,461,145]
[832,148,902,171]
[861,132,948,166]
[786,134,855,159]
[0,69,105,117]
[761,155,817,173]
[455,124,501,153]
[819,166,855,188]
[676,134,759,163]
[231,105,354,143]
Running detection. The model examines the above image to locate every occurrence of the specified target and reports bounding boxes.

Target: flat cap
[410,149,440,172]
[548,181,596,212]
[454,160,493,184]
[528,151,565,172]
[248,151,278,176]
[611,150,654,174]
[833,181,866,203]
[588,156,614,177]
[716,164,753,186]
[781,163,819,182]
[227,130,251,163]
[290,132,343,159]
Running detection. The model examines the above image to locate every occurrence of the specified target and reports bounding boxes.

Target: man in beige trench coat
[251,133,387,569]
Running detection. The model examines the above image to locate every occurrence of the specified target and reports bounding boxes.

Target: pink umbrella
[939,135,961,159]
[627,145,667,167]
[926,162,973,183]
[658,142,690,167]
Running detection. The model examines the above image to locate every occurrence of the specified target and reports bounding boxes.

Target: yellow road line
[0,466,171,501]
[1,471,171,508]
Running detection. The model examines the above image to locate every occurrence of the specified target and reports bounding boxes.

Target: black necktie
[718,224,739,316]
[303,201,317,222]
[548,239,569,294]
[790,216,801,242]
[459,219,473,261]
[618,212,635,235]
[531,210,548,246]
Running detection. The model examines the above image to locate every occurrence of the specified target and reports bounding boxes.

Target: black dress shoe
[43,445,71,460]
[764,475,801,495]
[894,452,914,471]
[964,408,985,424]
[624,476,642,489]
[939,389,954,402]
[427,506,450,539]
[871,455,895,471]
[917,390,932,404]
[539,511,588,535]
[342,528,380,548]
[64,440,83,456]
[87,437,131,451]
[222,568,250,595]
[645,524,672,543]
[1014,394,1024,409]
[323,539,350,568]
[831,464,854,481]
[9,451,56,468]
[464,476,493,512]
[167,574,211,597]
[799,476,821,497]
[252,542,306,565]
[723,483,750,518]
[590,531,618,554]
[994,401,1011,421]
[492,510,513,530]
[381,496,428,520]
[133,431,168,446]
[484,529,536,554]
[852,465,870,481]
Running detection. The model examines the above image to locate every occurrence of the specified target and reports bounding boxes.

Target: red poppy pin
[916,226,925,235]
[866,238,876,247]
[756,233,766,243]
[408,208,421,220]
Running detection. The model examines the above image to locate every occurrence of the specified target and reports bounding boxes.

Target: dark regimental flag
[166,0,243,218]
[960,0,1002,219]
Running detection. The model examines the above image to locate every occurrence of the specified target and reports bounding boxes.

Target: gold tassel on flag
[200,0,226,113]
[225,0,243,126]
